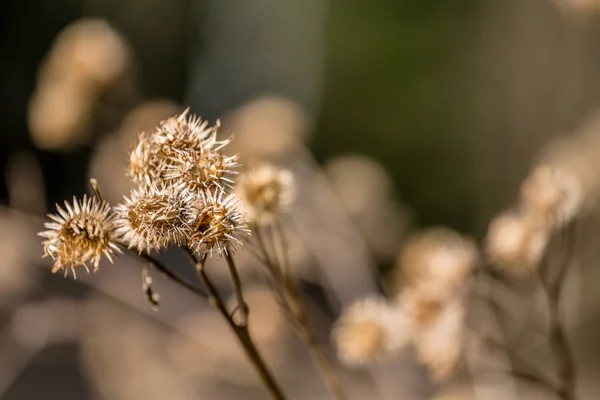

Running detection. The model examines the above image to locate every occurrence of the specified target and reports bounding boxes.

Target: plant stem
[539,227,578,400]
[122,245,208,299]
[260,222,348,400]
[184,248,287,400]
[225,253,249,327]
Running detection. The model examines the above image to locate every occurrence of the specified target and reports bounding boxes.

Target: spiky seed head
[237,163,294,223]
[39,195,120,278]
[127,109,238,190]
[332,296,410,366]
[114,183,197,253]
[189,189,250,257]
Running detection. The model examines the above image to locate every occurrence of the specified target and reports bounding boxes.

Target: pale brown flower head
[114,183,197,253]
[39,195,120,277]
[398,228,478,301]
[42,19,131,89]
[128,109,238,189]
[520,164,583,227]
[485,209,549,276]
[333,296,410,366]
[189,190,250,257]
[237,163,295,223]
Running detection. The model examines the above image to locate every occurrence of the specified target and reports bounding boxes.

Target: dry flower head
[114,183,197,253]
[129,109,238,189]
[237,163,295,223]
[39,195,120,277]
[485,210,549,276]
[333,296,410,366]
[397,228,478,301]
[189,190,250,257]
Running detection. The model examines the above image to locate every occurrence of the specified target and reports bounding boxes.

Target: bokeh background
[1,0,600,399]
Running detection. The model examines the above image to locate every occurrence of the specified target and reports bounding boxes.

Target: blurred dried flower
[485,210,549,276]
[521,164,583,228]
[40,19,130,89]
[413,300,465,382]
[39,195,120,277]
[237,163,295,223]
[333,296,410,366]
[396,228,478,301]
[114,183,196,253]
[224,95,308,158]
[189,190,250,257]
[28,79,95,150]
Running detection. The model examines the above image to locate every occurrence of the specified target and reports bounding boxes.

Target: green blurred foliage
[314,0,479,234]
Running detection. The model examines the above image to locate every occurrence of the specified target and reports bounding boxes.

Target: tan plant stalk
[253,222,349,400]
[184,248,286,400]
[538,225,578,400]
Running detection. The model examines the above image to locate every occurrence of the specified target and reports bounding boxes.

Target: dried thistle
[237,163,295,223]
[114,183,197,253]
[397,228,478,301]
[485,209,549,276]
[39,195,120,277]
[520,164,583,228]
[128,109,238,189]
[332,296,410,366]
[189,189,250,257]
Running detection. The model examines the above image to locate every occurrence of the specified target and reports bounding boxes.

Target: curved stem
[183,247,287,400]
[225,253,249,327]
[121,244,208,300]
[260,220,348,400]
[539,226,578,400]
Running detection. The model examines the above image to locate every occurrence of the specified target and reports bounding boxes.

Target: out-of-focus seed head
[189,190,250,257]
[39,195,120,277]
[114,183,197,253]
[332,296,410,366]
[127,110,238,189]
[485,209,549,276]
[397,228,478,301]
[520,164,583,228]
[237,163,295,223]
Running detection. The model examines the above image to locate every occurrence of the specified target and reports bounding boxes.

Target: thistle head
[39,195,120,277]
[332,296,410,366]
[114,183,197,253]
[398,228,478,301]
[237,163,294,223]
[189,190,250,257]
[127,109,238,190]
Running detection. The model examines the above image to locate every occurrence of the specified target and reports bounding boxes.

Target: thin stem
[122,244,208,300]
[183,247,287,400]
[225,252,249,327]
[539,226,578,400]
[268,219,348,400]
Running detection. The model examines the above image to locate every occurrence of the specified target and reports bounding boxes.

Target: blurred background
[2,0,600,399]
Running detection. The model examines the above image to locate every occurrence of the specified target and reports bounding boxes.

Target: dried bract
[189,189,250,257]
[39,195,120,277]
